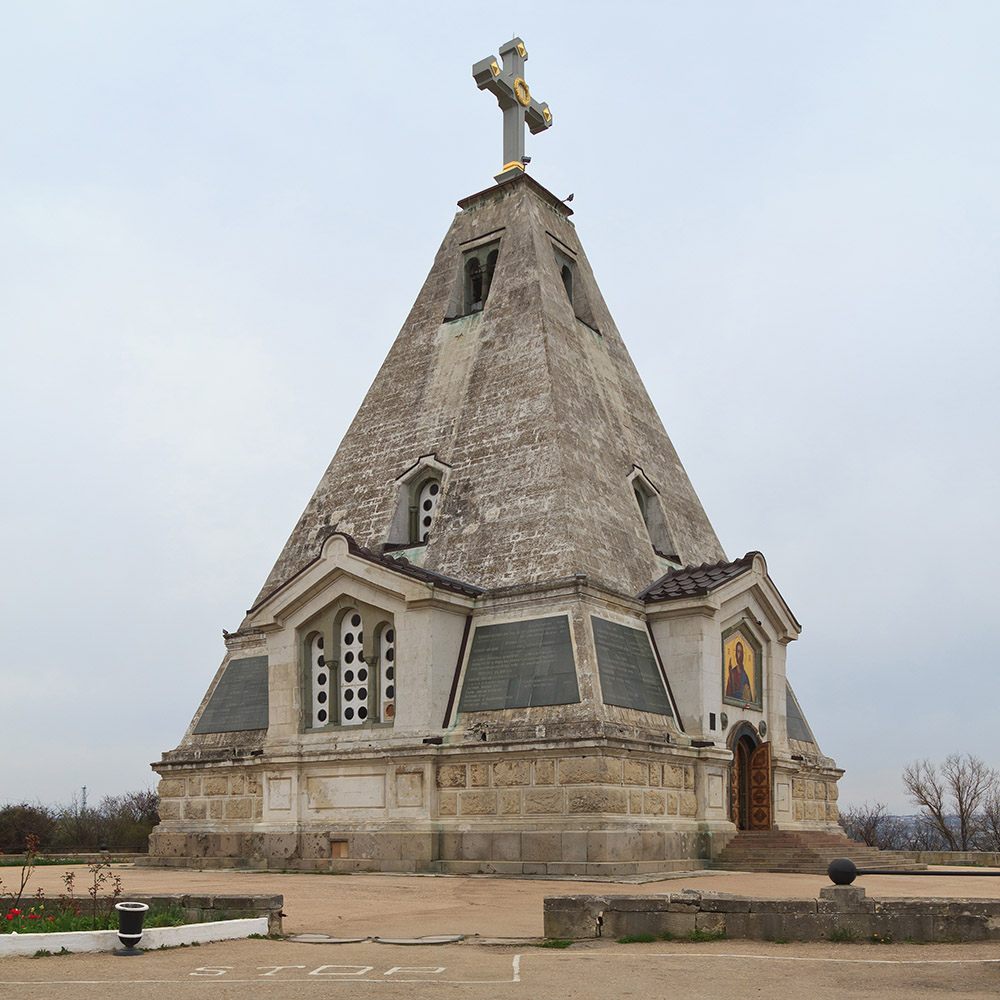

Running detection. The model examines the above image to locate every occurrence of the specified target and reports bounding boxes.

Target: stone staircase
[711,829,925,874]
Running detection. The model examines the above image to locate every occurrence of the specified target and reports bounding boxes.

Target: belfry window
[552,243,599,333]
[460,241,500,315]
[305,603,397,730]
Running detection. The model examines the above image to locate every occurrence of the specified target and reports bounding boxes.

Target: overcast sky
[1,1,997,815]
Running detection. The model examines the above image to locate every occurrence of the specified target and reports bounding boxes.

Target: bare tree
[840,801,907,850]
[979,788,1000,852]
[902,754,996,851]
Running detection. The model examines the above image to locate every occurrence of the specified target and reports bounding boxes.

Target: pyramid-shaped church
[150,38,841,872]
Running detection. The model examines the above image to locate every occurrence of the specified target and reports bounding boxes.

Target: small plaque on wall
[457,615,580,712]
[591,616,673,717]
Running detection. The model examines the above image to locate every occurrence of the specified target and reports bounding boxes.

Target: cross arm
[525,100,553,134]
[473,55,516,108]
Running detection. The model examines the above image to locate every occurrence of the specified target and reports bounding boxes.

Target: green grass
[617,933,658,944]
[536,939,574,949]
[829,926,859,943]
[686,928,726,942]
[2,904,187,935]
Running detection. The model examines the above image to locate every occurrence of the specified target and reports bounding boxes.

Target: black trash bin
[114,901,149,955]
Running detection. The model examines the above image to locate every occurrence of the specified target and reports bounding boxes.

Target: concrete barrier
[543,886,1000,942]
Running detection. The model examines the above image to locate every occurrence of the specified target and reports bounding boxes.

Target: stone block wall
[791,776,839,824]
[60,893,283,936]
[156,770,263,825]
[434,754,698,821]
[544,886,1000,942]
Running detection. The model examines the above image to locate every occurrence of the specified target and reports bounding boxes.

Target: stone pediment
[246,532,480,631]
[642,552,800,643]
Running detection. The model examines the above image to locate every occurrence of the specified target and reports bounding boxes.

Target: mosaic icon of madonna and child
[723,630,761,708]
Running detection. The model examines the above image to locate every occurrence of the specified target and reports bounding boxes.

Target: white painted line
[560,952,1000,966]
[512,953,521,981]
[0,978,521,986]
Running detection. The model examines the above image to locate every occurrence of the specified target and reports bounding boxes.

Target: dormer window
[385,456,450,549]
[630,468,679,562]
[415,476,441,542]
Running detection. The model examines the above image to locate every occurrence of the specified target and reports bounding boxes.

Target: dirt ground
[4,866,1000,999]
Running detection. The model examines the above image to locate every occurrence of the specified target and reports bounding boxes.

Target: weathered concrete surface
[3,938,999,1000]
[544,883,1000,942]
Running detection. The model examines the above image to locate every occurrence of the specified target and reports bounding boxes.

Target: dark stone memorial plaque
[591,616,673,717]
[193,656,269,733]
[458,615,579,712]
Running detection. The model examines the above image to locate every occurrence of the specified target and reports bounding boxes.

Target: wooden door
[748,741,772,830]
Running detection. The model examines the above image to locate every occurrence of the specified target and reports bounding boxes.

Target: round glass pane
[317,673,327,685]
[317,691,327,704]
[351,614,361,627]
[345,707,354,720]
[317,709,327,722]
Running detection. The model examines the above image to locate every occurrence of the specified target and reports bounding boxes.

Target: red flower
[47,917,54,922]
[10,910,21,916]
[5,915,13,921]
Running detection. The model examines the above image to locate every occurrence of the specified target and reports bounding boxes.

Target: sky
[1,1,997,815]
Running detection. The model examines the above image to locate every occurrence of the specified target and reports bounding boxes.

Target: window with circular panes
[416,479,441,542]
[310,632,328,727]
[380,625,396,721]
[339,610,369,726]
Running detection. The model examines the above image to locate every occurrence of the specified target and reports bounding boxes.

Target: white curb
[0,917,269,957]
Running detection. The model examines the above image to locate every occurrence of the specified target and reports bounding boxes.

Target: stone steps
[712,830,926,874]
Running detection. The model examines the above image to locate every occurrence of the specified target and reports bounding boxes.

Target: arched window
[455,241,501,317]
[339,609,369,726]
[304,604,397,730]
[485,248,499,300]
[378,623,396,722]
[309,631,329,727]
[561,264,573,302]
[466,258,484,312]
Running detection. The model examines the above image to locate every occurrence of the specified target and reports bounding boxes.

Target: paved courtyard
[2,865,999,998]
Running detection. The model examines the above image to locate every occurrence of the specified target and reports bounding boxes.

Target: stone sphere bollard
[114,901,149,955]
[828,858,858,885]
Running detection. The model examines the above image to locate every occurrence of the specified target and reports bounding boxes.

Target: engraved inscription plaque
[457,615,579,712]
[591,616,673,717]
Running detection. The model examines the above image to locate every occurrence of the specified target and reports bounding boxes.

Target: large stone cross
[473,37,553,183]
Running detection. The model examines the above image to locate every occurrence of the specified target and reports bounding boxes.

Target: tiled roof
[344,535,484,597]
[638,552,758,602]
[247,531,483,614]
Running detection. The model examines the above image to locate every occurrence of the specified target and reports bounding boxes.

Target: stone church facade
[149,171,841,873]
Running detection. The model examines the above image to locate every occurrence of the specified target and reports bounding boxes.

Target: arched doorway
[729,724,772,830]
